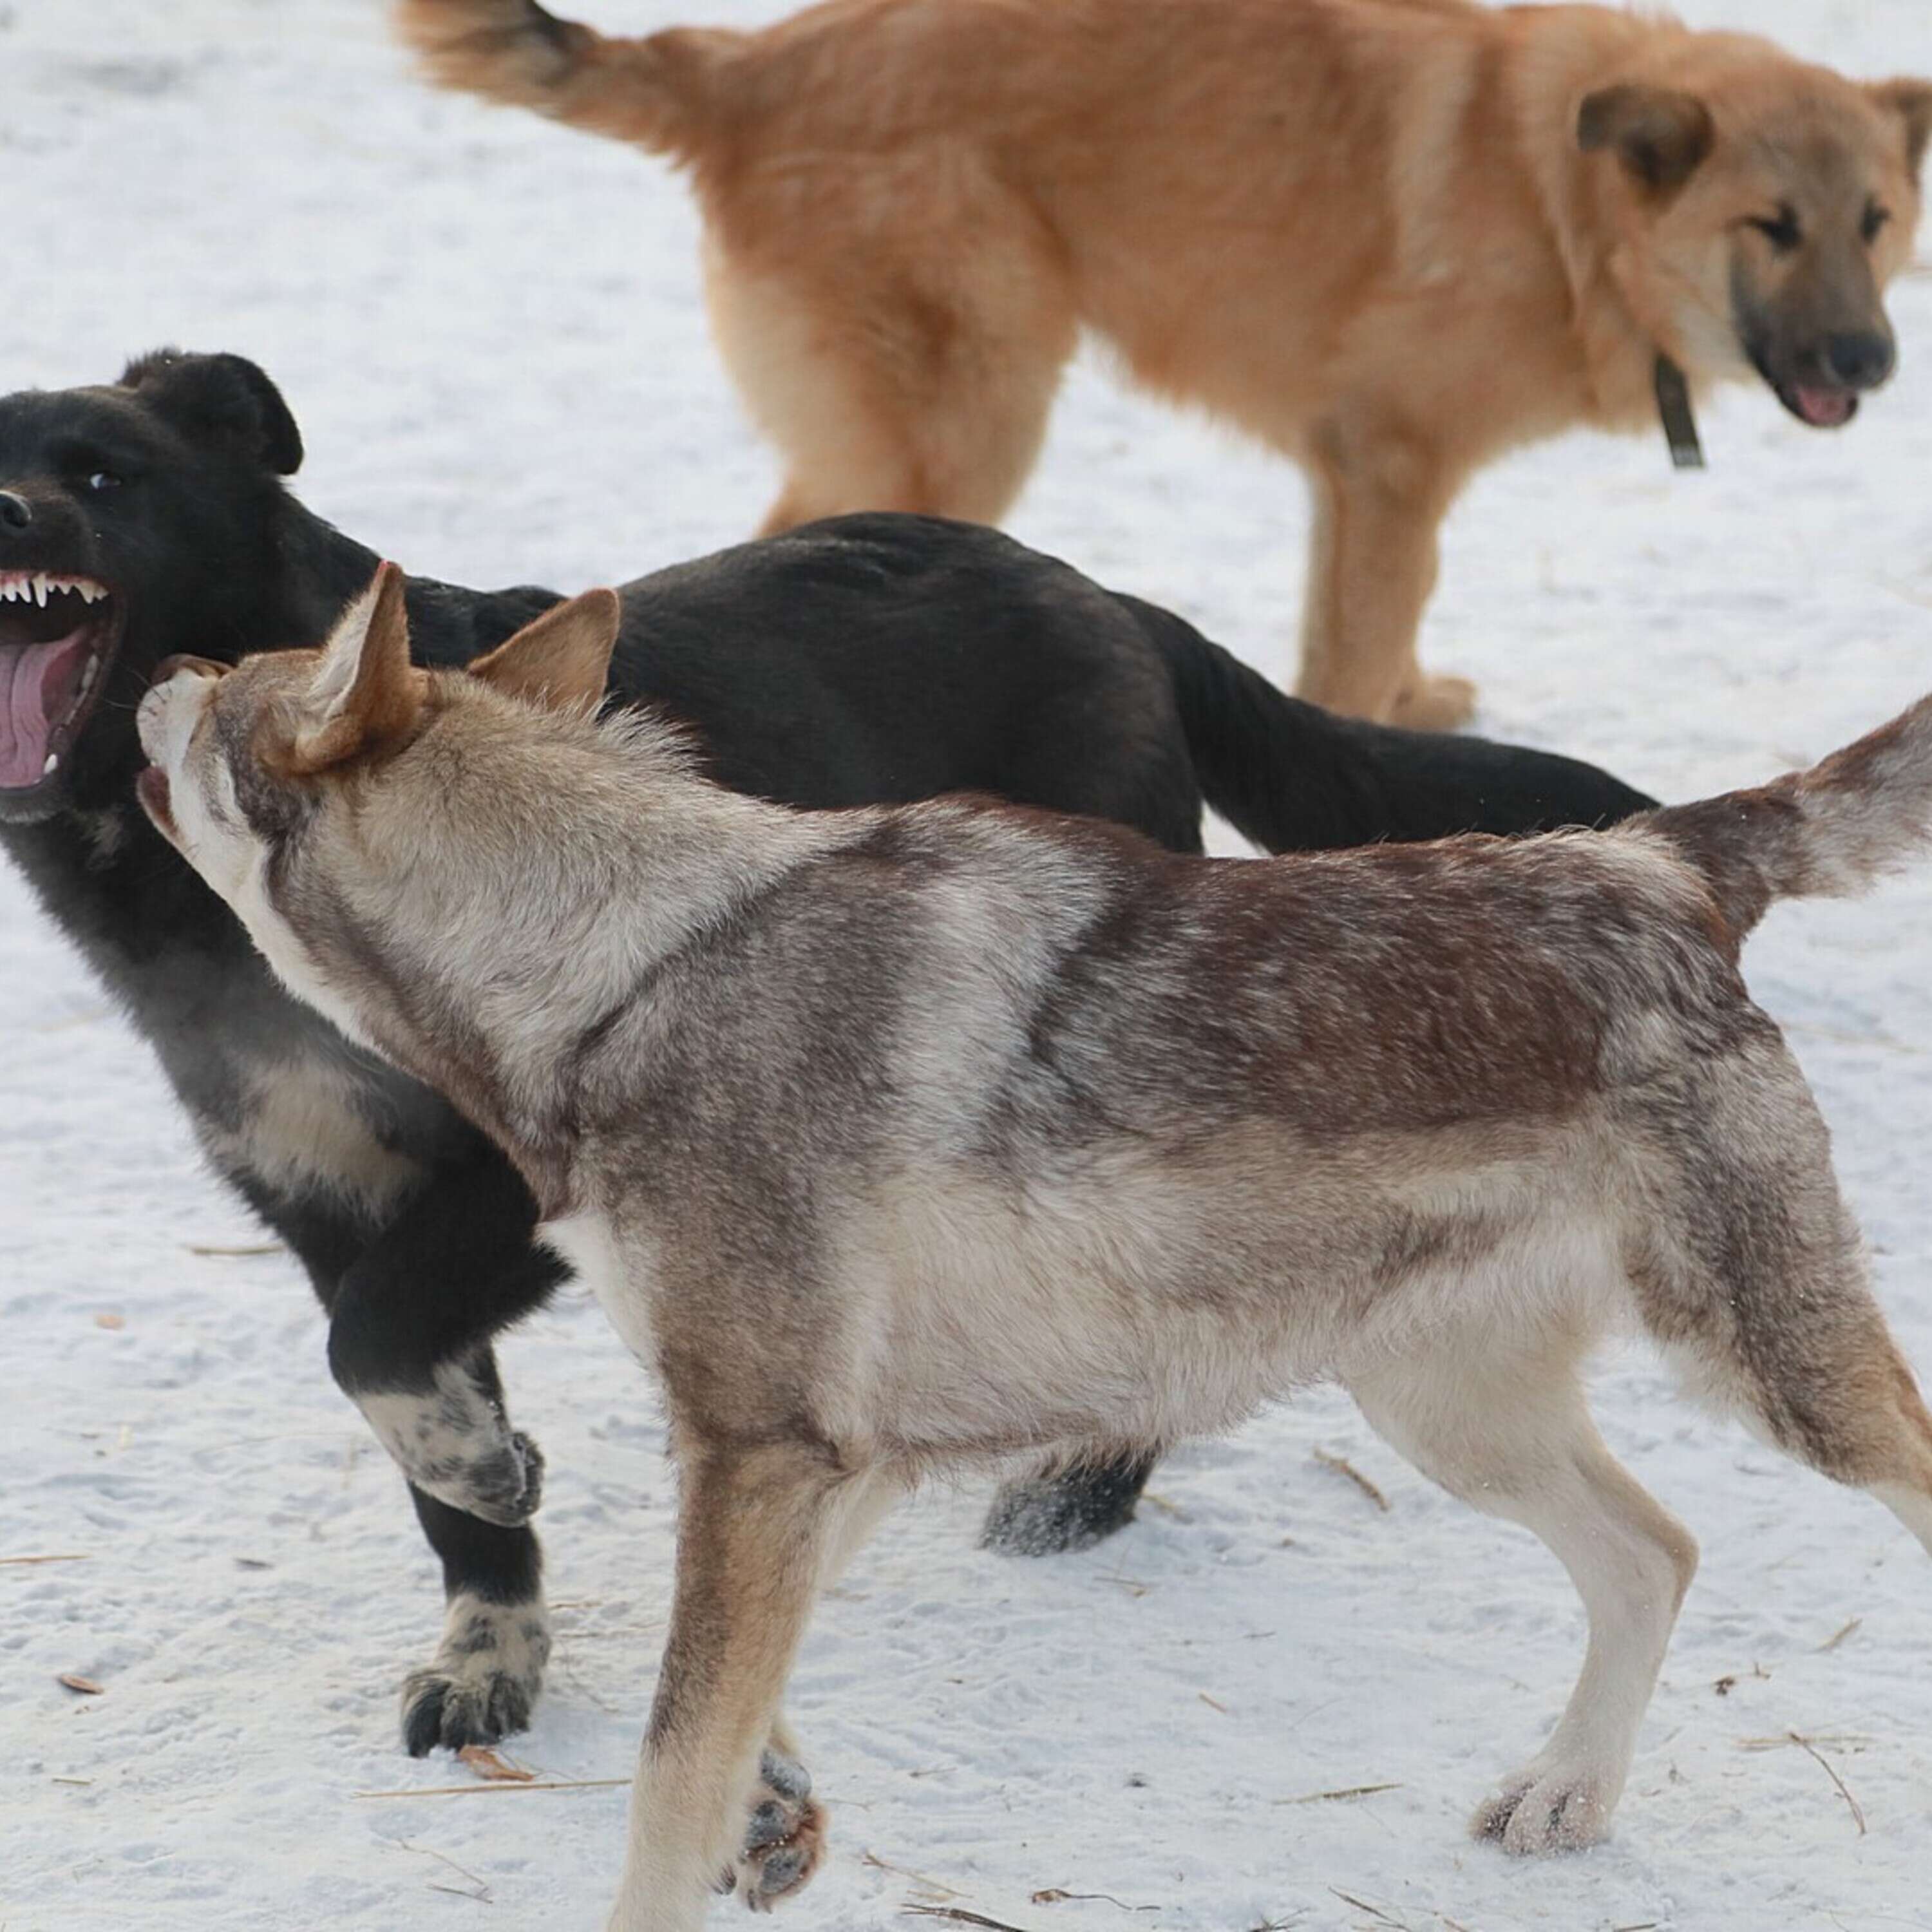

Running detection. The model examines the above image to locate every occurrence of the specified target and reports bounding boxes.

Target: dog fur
[0,350,1653,1755]
[397,0,1932,726]
[141,574,1932,1931]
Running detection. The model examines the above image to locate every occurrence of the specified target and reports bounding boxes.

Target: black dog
[0,350,1654,1755]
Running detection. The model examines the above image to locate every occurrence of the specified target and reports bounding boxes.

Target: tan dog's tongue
[0,634,89,787]
[1795,385,1856,428]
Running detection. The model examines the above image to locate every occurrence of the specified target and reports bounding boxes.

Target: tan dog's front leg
[1295,426,1471,729]
[606,1441,851,1932]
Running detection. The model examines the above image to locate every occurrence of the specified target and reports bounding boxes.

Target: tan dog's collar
[1654,354,1705,471]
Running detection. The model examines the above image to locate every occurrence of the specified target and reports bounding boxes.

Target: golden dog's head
[1579,48,1931,428]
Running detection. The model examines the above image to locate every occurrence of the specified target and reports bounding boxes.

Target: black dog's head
[0,350,302,823]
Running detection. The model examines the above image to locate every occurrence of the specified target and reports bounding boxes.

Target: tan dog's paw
[1472,1761,1612,1855]
[1390,672,1477,732]
[717,1748,828,1912]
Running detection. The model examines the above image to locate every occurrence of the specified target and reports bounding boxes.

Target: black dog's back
[604,515,1209,852]
[594,514,1653,857]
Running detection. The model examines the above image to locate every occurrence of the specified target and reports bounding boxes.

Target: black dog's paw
[719,1748,826,1913]
[468,1428,545,1528]
[981,1453,1153,1556]
[359,1376,546,1528]
[399,1592,552,1757]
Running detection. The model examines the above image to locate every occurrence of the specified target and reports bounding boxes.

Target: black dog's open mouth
[0,571,123,792]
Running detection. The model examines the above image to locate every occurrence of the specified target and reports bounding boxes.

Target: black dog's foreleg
[325,1158,563,1528]
[400,1482,552,1756]
[981,1448,1160,1555]
[316,1157,566,1751]
[246,1177,558,1752]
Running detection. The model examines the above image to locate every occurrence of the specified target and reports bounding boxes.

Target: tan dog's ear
[1870,79,1932,175]
[279,562,426,775]
[468,589,622,715]
[1578,85,1715,194]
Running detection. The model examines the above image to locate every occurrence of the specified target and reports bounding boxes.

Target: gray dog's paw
[1472,1757,1613,1855]
[715,1748,827,1912]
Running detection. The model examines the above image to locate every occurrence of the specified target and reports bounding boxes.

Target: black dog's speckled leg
[981,1448,1160,1555]
[400,1482,551,1756]
[272,1156,565,1752]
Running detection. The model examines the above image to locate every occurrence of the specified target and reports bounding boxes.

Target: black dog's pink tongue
[0,634,89,787]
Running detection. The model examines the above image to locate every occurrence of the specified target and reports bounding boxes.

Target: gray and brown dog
[140,569,1932,1931]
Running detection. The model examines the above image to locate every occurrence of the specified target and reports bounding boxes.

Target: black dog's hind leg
[981,1448,1160,1555]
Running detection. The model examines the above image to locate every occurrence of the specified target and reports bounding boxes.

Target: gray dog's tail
[1645,692,1932,942]
[393,0,737,161]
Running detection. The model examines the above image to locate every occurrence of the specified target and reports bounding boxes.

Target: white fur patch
[196,1041,422,1217]
[357,1359,543,1528]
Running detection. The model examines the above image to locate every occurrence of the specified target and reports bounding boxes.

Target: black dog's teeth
[0,573,111,609]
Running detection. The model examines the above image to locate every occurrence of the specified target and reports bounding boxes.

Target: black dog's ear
[118,349,304,476]
[1578,84,1715,196]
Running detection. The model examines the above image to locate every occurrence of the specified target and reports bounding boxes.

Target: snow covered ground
[5,1,1932,1927]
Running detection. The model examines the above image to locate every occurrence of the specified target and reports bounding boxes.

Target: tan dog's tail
[394,0,736,160]
[1644,692,1932,943]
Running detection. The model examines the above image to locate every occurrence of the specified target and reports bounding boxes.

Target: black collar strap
[1654,354,1705,470]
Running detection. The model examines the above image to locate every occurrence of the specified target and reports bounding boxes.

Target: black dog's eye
[1750,204,1803,252]
[84,470,124,493]
[1862,201,1892,245]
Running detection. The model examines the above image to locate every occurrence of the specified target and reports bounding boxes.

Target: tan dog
[140,570,1932,1931]
[395,0,1930,728]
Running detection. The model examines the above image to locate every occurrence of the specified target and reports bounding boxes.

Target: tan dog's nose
[1824,330,1895,390]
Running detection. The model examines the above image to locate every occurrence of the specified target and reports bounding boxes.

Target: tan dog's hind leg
[1295,424,1470,729]
[608,1446,895,1932]
[1348,1338,1697,1855]
[703,215,1075,536]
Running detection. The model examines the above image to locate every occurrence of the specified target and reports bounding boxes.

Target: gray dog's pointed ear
[1578,84,1715,194]
[275,562,426,775]
[1869,79,1932,175]
[468,589,622,715]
